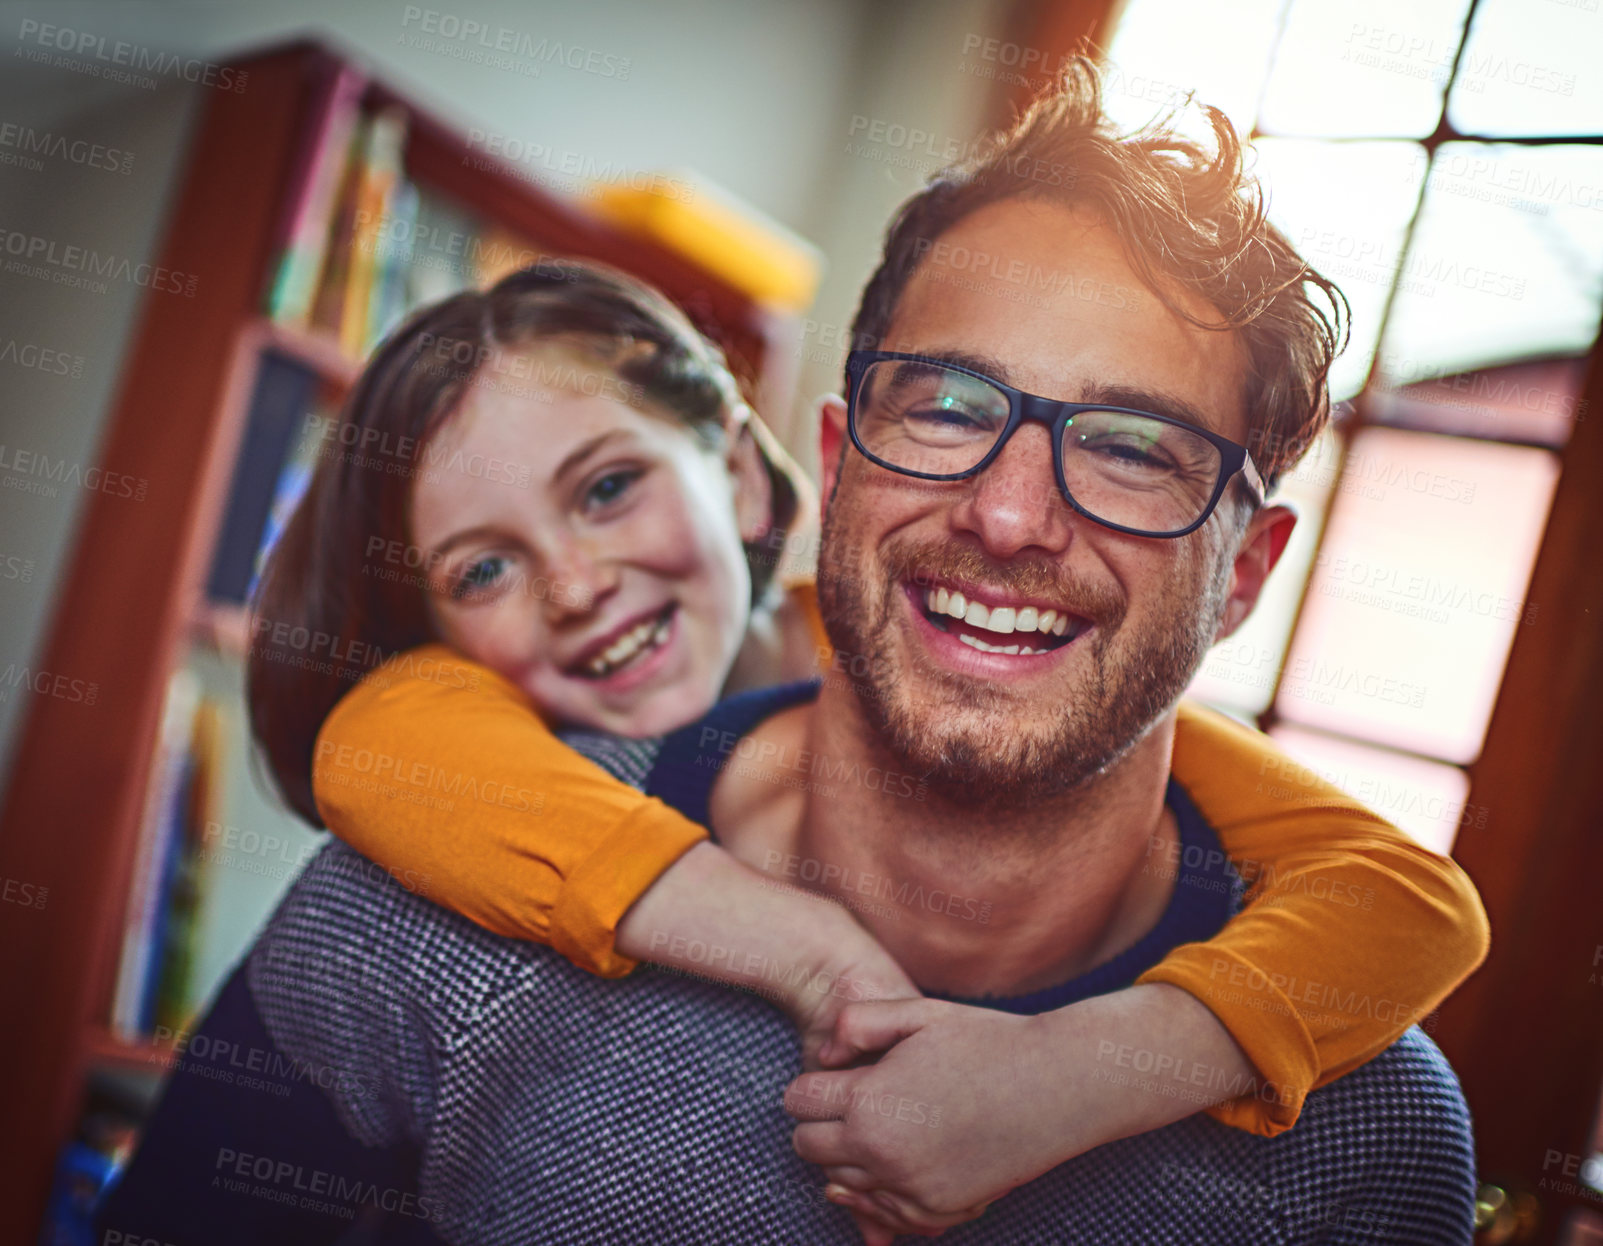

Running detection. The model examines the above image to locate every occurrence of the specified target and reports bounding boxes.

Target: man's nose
[948,422,1075,559]
[538,533,619,623]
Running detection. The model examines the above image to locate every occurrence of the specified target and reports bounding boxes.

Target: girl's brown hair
[248,259,804,826]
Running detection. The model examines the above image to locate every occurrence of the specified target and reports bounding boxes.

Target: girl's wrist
[615,843,901,1011]
[1038,985,1257,1152]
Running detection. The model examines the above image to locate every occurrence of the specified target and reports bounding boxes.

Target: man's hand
[784,998,1066,1237]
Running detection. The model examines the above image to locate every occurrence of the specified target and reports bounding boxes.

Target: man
[100,62,1474,1244]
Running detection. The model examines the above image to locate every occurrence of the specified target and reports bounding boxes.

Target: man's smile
[901,580,1096,671]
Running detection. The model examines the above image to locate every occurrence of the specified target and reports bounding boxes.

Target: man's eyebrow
[893,350,1226,435]
[1081,383,1222,435]
[898,348,1017,387]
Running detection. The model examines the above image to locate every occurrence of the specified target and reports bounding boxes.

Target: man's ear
[1215,503,1297,642]
[817,394,848,523]
[726,420,773,545]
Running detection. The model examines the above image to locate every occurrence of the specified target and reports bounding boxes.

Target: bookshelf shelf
[81,1028,177,1075]
[251,318,362,391]
[189,601,251,657]
[0,38,804,1239]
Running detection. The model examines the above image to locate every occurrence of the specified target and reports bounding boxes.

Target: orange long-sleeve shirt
[313,635,1487,1137]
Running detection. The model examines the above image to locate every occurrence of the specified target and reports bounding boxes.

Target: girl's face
[409,345,767,736]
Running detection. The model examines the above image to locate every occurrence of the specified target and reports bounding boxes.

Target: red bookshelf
[0,38,803,1239]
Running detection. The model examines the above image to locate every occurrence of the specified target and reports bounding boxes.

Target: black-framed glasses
[845,351,1267,539]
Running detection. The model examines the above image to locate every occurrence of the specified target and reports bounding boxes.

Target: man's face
[817,197,1255,806]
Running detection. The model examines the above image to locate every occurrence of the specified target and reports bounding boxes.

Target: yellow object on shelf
[592,173,822,313]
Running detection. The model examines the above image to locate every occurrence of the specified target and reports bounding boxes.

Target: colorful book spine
[110,669,200,1039]
[151,698,223,1035]
[368,178,419,349]
[265,64,366,326]
[338,107,410,358]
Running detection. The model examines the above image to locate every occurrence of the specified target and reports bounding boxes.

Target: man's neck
[707,682,1183,1000]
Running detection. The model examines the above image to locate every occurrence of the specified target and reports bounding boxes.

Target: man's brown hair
[847,55,1349,490]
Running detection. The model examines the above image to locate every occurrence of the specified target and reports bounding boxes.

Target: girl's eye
[583,468,643,512]
[450,555,508,601]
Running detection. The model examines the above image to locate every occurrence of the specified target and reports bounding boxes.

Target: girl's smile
[409,343,770,737]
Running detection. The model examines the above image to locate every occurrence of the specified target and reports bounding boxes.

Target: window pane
[1447,0,1603,136]
[1275,428,1559,762]
[1189,427,1340,714]
[1369,357,1589,446]
[1104,0,1288,136]
[1266,724,1472,853]
[1255,139,1427,401]
[1378,144,1603,386]
[1258,0,1473,138]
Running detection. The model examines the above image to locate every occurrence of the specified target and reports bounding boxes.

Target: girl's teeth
[587,613,670,677]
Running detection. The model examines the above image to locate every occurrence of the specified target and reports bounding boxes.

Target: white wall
[0,76,203,798]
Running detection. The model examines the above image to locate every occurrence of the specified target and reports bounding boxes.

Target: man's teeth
[958,633,1044,655]
[586,612,670,677]
[923,587,1074,637]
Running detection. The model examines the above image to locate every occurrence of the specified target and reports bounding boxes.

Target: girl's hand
[617,842,918,1071]
[782,985,1259,1236]
[784,933,922,1073]
[784,998,1062,1232]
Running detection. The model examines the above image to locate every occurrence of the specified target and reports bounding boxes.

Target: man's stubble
[815,480,1233,812]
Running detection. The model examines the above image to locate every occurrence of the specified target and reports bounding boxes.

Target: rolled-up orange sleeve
[1138,701,1490,1136]
[312,644,708,977]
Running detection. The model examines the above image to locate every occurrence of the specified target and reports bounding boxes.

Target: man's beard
[816,512,1230,810]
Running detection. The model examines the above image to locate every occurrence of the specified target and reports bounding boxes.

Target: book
[368,178,419,349]
[150,698,223,1035]
[264,63,366,326]
[338,107,410,358]
[244,396,327,604]
[205,352,322,606]
[110,669,201,1039]
[405,187,484,308]
[307,121,367,342]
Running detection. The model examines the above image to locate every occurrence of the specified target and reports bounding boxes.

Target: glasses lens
[1061,410,1223,534]
[854,359,1011,477]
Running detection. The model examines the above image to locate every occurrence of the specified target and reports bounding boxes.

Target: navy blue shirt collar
[647,680,1240,1015]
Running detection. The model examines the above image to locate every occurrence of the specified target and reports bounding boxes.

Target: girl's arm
[783,577,1487,1132]
[789,703,1489,1237]
[1149,700,1489,1133]
[319,642,1488,1121]
[312,645,917,1060]
[318,638,1488,1238]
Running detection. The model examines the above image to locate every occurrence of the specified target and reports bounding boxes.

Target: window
[1108,0,1598,854]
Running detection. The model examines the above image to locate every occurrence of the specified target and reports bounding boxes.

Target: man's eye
[584,468,642,511]
[451,555,508,600]
[1080,433,1176,471]
[908,402,985,428]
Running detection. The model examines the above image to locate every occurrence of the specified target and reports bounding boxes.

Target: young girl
[239,261,1485,1239]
